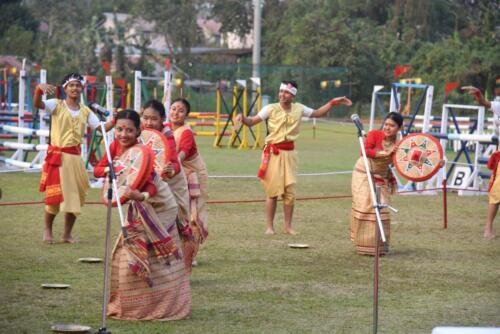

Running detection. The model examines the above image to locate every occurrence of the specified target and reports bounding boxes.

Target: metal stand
[356,129,398,334]
[96,121,127,334]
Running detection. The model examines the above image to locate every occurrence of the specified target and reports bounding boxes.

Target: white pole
[13,69,26,161]
[389,84,397,113]
[163,69,173,120]
[472,106,486,190]
[105,75,114,144]
[422,85,434,133]
[252,0,261,104]
[134,71,142,112]
[33,69,48,165]
[105,75,113,114]
[436,104,449,187]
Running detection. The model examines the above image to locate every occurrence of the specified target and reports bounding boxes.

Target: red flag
[164,58,171,70]
[115,79,126,90]
[444,82,459,96]
[101,60,111,74]
[85,75,97,84]
[394,65,411,79]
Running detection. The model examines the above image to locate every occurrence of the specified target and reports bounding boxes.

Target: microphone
[88,103,109,120]
[350,114,366,137]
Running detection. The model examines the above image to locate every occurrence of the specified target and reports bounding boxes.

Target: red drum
[101,144,153,206]
[393,133,444,182]
[139,128,171,176]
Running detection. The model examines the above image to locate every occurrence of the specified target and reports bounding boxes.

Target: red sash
[487,151,500,192]
[39,145,81,205]
[257,141,294,179]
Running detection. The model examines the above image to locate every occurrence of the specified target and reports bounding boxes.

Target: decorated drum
[139,128,172,176]
[393,133,444,182]
[101,144,152,207]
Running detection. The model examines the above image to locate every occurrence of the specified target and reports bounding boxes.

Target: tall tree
[209,0,253,38]
[131,0,202,66]
[0,0,38,57]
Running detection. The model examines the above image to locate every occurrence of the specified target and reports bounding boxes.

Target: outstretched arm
[309,96,353,118]
[463,86,491,109]
[33,84,57,109]
[235,113,263,127]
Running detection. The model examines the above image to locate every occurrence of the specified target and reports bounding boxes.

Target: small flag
[394,65,411,79]
[101,60,111,74]
[444,82,459,96]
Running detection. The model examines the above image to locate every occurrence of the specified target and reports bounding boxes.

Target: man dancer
[34,73,114,243]
[236,80,352,235]
[464,85,500,239]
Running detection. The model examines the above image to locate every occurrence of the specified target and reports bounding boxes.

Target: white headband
[62,75,85,88]
[280,83,297,96]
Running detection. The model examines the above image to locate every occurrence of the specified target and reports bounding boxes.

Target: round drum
[139,128,171,176]
[393,133,444,182]
[101,144,152,207]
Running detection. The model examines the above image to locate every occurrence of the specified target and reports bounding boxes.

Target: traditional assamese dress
[160,124,196,274]
[256,102,314,204]
[173,125,209,265]
[39,99,99,215]
[486,101,500,204]
[94,141,191,321]
[351,130,397,256]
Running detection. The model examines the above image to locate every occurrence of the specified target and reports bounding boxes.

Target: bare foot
[43,231,54,244]
[284,229,297,235]
[484,232,496,240]
[265,228,275,235]
[61,237,79,244]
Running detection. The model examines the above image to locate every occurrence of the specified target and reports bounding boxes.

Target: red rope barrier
[0,188,486,207]
[0,194,353,207]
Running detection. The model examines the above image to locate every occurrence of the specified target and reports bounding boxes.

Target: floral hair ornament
[62,73,85,88]
[279,82,297,96]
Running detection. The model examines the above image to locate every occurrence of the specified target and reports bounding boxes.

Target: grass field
[0,121,499,334]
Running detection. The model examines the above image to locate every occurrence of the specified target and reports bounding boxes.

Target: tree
[26,0,104,80]
[0,0,38,57]
[209,0,252,38]
[131,0,203,66]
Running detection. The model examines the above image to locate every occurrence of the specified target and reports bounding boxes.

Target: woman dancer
[351,112,402,255]
[141,99,196,273]
[94,109,191,320]
[169,98,209,264]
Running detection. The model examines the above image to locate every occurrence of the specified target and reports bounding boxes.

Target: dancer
[141,99,196,274]
[236,80,352,235]
[464,86,500,239]
[169,98,209,263]
[34,73,114,244]
[351,112,402,255]
[94,109,191,320]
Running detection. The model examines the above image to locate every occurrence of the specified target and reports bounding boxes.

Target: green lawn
[0,121,498,334]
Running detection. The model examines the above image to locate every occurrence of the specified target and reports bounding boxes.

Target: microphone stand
[96,120,127,334]
[355,127,398,334]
